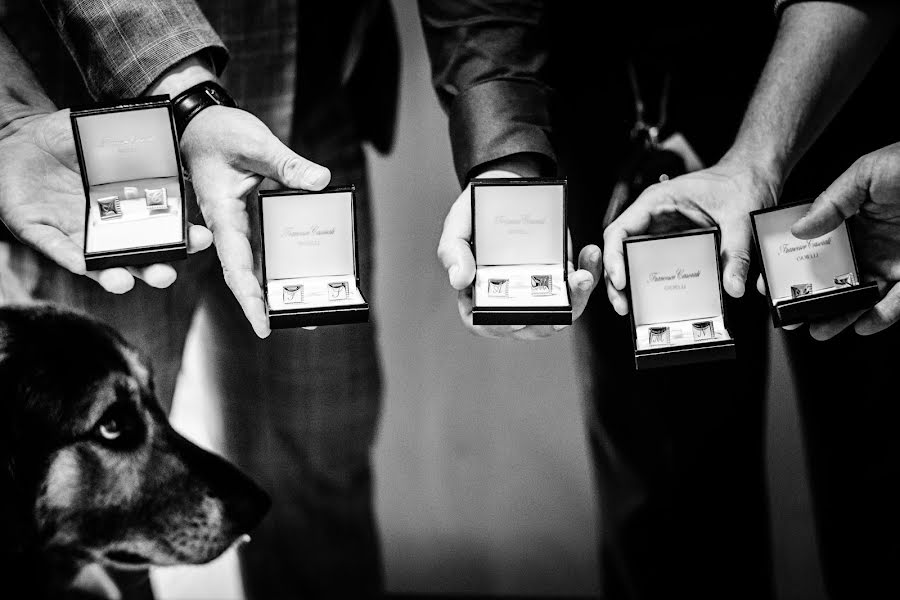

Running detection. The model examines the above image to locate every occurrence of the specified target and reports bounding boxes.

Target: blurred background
[153,2,823,598]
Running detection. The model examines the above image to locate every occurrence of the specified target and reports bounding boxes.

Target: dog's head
[0,304,270,574]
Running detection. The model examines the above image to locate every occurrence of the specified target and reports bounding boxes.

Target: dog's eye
[98,420,121,441]
[93,402,143,448]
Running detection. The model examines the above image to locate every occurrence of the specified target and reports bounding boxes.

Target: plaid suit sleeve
[38,0,228,100]
[418,0,555,186]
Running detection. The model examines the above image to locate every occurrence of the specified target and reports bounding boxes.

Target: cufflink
[123,186,141,200]
[283,284,303,304]
[530,275,552,296]
[834,272,857,288]
[328,281,349,301]
[488,278,509,297]
[648,326,670,346]
[144,188,168,211]
[790,283,813,299]
[97,196,122,220]
[692,320,715,341]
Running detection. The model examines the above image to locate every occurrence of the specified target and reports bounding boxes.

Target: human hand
[789,142,900,340]
[0,110,212,293]
[438,170,601,340]
[179,106,330,338]
[603,159,779,315]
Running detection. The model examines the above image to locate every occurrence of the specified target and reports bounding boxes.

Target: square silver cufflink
[530,275,552,296]
[328,281,349,301]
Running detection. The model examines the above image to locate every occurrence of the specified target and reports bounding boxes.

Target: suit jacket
[0,0,399,152]
[418,0,784,189]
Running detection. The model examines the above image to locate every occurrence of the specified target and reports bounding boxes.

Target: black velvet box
[470,178,572,326]
[623,227,736,369]
[258,185,369,328]
[71,96,187,270]
[750,202,879,327]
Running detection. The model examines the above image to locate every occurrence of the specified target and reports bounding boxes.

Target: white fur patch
[41,448,82,510]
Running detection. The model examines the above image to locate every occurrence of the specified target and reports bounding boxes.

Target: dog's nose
[221,467,272,533]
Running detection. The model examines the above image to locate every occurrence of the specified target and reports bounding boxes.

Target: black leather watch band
[171,81,237,138]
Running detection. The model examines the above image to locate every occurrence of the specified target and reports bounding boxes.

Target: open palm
[0,110,212,293]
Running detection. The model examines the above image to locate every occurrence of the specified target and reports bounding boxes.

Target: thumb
[720,219,752,298]
[246,134,331,190]
[437,188,476,290]
[792,156,870,239]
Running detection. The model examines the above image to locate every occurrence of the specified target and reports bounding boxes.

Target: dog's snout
[170,429,270,535]
[220,466,271,534]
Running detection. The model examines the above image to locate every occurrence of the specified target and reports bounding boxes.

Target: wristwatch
[171,81,238,138]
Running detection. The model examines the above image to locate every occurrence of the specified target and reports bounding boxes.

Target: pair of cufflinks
[648,321,715,346]
[283,281,349,304]
[97,187,168,220]
[487,275,553,298]
[789,272,857,299]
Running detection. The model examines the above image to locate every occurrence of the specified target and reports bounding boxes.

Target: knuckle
[278,155,301,181]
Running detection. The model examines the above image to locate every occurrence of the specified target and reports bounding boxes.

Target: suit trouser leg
[577,292,772,600]
[786,327,900,599]
[199,158,384,599]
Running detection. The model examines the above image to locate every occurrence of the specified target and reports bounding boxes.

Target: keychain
[602,61,702,229]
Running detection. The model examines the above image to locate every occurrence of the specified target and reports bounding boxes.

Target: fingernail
[448,265,459,284]
[304,167,329,187]
[589,249,601,263]
[510,325,527,331]
[553,324,569,331]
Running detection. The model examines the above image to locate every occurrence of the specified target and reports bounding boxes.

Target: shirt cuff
[448,79,556,187]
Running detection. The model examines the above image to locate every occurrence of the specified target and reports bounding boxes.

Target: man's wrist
[469,152,547,180]
[145,53,217,99]
[719,143,787,191]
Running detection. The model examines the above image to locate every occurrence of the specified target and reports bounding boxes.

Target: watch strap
[171,81,237,138]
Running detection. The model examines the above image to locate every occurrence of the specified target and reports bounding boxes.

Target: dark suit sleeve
[774,0,879,16]
[418,0,555,186]
[38,0,228,100]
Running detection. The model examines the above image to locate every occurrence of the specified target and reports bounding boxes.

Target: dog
[0,304,270,598]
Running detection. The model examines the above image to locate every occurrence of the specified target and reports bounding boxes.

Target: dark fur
[0,304,270,598]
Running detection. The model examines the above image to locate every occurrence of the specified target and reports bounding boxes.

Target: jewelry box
[71,96,187,270]
[470,178,572,325]
[623,227,736,369]
[258,185,369,327]
[750,202,879,327]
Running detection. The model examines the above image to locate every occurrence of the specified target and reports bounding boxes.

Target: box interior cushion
[74,106,179,186]
[754,204,859,304]
[627,231,726,331]
[85,176,182,253]
[473,183,564,266]
[634,316,729,351]
[266,274,363,311]
[474,263,569,308]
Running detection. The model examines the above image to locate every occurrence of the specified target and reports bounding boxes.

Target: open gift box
[750,202,879,327]
[71,96,187,270]
[470,178,572,325]
[258,185,369,328]
[623,227,736,369]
